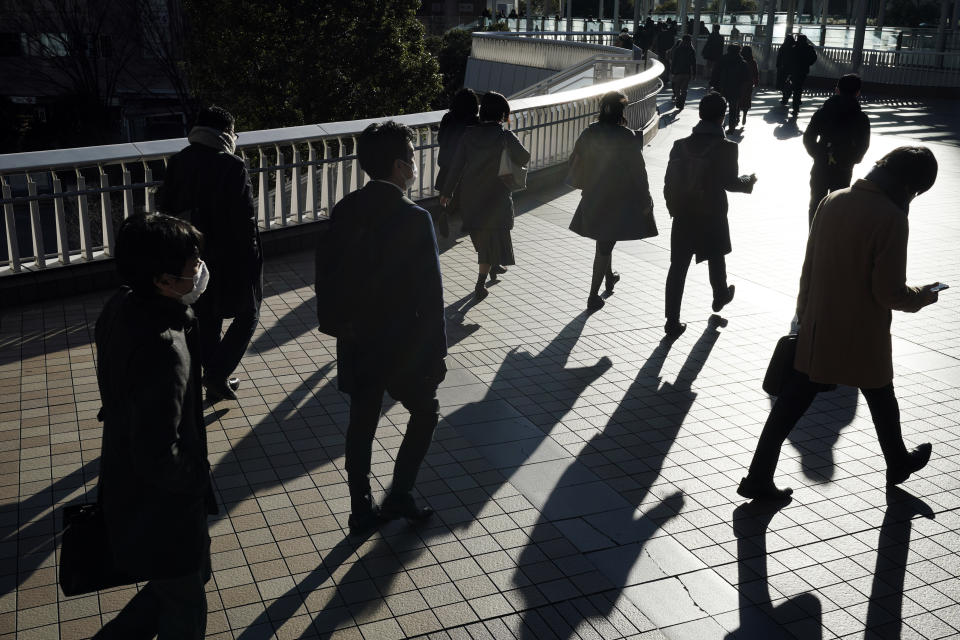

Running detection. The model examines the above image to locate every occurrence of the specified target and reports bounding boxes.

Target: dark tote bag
[59,502,137,597]
[762,334,798,396]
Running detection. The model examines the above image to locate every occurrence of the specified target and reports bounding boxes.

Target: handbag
[59,502,137,596]
[762,334,797,396]
[498,143,527,192]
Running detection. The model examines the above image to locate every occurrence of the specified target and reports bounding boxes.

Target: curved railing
[0,59,663,276]
[470,31,632,70]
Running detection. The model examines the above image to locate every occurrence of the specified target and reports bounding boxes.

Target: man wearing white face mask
[158,105,263,403]
[92,214,218,639]
[316,121,447,535]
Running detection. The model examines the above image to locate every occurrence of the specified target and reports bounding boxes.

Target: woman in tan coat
[738,147,942,501]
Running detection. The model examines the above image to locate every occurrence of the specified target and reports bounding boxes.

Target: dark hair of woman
[598,91,628,125]
[479,92,510,122]
[742,45,754,61]
[450,88,479,121]
[876,146,938,195]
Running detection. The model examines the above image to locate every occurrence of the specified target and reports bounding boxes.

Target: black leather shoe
[205,380,238,402]
[587,294,605,311]
[490,265,507,275]
[380,494,433,523]
[737,476,793,501]
[712,284,736,313]
[474,285,488,301]
[664,320,687,338]
[887,443,932,485]
[348,505,381,536]
[227,377,240,391]
[604,271,620,294]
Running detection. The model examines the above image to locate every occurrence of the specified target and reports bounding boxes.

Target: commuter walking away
[92,214,218,639]
[440,92,530,301]
[662,92,757,338]
[776,34,795,96]
[671,34,697,110]
[567,91,658,312]
[784,34,817,116]
[435,88,480,234]
[740,46,760,127]
[803,74,871,224]
[738,147,941,501]
[319,121,447,534]
[157,106,263,403]
[710,44,751,134]
[702,24,724,81]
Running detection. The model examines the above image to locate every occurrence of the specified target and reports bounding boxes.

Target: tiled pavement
[2,86,960,640]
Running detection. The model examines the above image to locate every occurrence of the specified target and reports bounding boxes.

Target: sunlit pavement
[2,84,959,639]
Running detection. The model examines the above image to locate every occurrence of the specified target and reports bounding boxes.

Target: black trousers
[93,555,211,640]
[747,370,910,482]
[726,97,743,131]
[783,74,808,112]
[665,248,727,322]
[809,163,854,224]
[671,74,691,107]
[346,381,439,508]
[195,295,260,383]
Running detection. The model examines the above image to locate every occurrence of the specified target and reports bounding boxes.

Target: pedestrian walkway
[1,85,959,640]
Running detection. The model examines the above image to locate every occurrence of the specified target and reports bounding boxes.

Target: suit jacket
[158,142,263,316]
[95,287,217,579]
[326,181,447,394]
[795,179,927,388]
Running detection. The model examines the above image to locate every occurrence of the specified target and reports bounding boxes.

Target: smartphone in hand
[930,283,949,292]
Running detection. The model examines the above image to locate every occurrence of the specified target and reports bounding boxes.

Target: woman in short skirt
[440,92,530,301]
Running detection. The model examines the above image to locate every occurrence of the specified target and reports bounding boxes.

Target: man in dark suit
[663,92,757,338]
[318,121,447,534]
[93,214,217,639]
[803,73,871,224]
[158,106,263,402]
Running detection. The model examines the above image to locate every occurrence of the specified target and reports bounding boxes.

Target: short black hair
[357,120,415,180]
[451,88,479,120]
[116,213,203,295]
[875,146,938,195]
[796,34,809,45]
[727,43,741,56]
[479,92,510,122]
[837,73,861,95]
[598,91,627,125]
[742,45,754,60]
[195,105,235,132]
[699,91,727,122]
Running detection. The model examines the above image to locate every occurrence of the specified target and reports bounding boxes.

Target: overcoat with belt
[794,179,927,389]
[567,121,658,242]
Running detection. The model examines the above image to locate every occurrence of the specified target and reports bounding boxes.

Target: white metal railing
[471,32,632,70]
[0,60,663,276]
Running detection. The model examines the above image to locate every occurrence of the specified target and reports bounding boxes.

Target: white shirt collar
[372,179,404,193]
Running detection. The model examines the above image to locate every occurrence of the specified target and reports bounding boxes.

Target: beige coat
[794,179,927,388]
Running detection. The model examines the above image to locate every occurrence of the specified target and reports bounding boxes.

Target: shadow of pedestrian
[774,119,802,140]
[726,499,823,640]
[782,384,859,482]
[864,486,935,638]
[513,318,725,638]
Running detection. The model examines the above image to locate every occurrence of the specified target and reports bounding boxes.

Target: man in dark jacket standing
[663,92,757,337]
[803,74,871,224]
[710,44,752,133]
[93,214,217,639]
[158,106,263,402]
[702,24,724,80]
[738,147,940,501]
[318,121,447,535]
[785,34,818,116]
[671,34,697,109]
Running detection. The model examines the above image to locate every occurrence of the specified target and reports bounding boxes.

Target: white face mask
[401,159,418,190]
[179,260,210,305]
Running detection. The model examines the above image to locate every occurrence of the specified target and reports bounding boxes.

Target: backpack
[664,139,720,218]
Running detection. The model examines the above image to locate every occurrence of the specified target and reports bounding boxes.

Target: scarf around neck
[187,126,236,155]
[864,165,913,215]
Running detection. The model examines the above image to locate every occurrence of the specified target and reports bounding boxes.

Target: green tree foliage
[184,0,442,131]
[884,0,940,27]
[425,29,472,109]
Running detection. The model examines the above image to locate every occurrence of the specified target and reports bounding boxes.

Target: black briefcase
[762,334,798,396]
[59,503,136,597]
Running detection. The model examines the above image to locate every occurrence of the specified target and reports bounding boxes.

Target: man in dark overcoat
[802,73,871,224]
[663,92,756,338]
[738,147,940,501]
[785,34,818,116]
[320,121,447,534]
[158,105,263,402]
[710,43,751,133]
[93,214,217,639]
